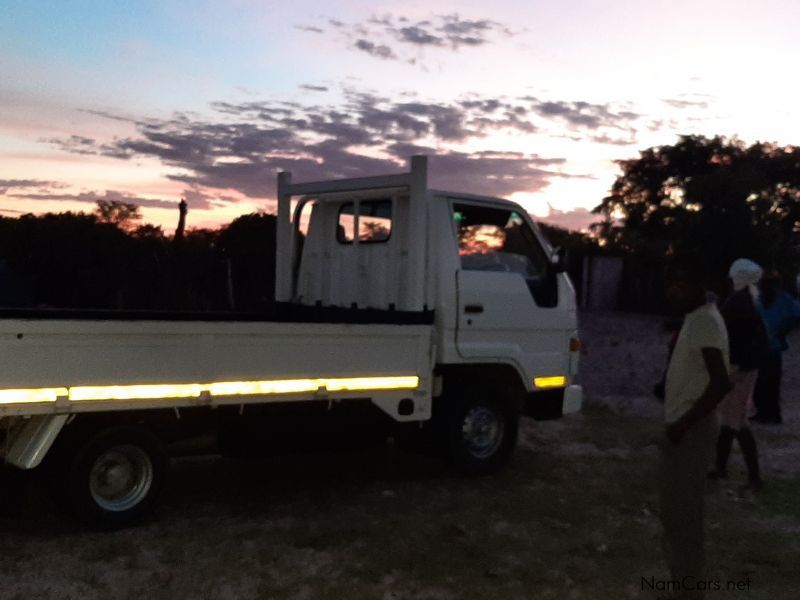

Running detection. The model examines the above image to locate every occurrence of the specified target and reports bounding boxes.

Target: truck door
[452,201,572,379]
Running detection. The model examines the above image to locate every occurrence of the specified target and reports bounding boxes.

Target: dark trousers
[659,414,717,599]
[753,352,783,420]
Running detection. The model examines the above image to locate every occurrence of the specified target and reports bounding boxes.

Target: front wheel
[53,426,168,528]
[441,389,519,475]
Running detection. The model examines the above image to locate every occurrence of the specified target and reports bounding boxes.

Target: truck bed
[0,305,434,419]
[0,302,434,324]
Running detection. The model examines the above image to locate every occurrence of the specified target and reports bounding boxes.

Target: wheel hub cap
[89,445,154,512]
[462,406,504,459]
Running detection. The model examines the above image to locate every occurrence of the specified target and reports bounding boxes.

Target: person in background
[752,271,800,424]
[660,259,732,599]
[710,259,768,490]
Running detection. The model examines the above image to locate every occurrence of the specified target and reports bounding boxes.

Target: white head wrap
[729,258,763,300]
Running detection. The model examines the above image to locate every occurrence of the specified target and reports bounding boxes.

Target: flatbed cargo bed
[0,309,434,418]
[0,303,434,324]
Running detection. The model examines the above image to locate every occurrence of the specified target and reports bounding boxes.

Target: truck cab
[279,156,582,419]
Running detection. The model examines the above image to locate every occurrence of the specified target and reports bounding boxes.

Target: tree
[216,213,277,311]
[95,200,142,230]
[2,212,130,308]
[132,223,165,239]
[593,135,800,275]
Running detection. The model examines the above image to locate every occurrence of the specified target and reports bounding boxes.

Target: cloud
[179,187,233,210]
[353,39,397,60]
[663,98,707,109]
[0,179,60,195]
[52,91,576,200]
[46,134,133,159]
[7,189,181,210]
[589,133,637,146]
[538,206,598,231]
[297,13,514,63]
[45,135,100,155]
[0,181,190,216]
[294,25,324,34]
[48,87,646,215]
[524,98,639,131]
[390,145,568,197]
[436,14,508,48]
[662,93,713,110]
[396,26,444,47]
[299,84,329,92]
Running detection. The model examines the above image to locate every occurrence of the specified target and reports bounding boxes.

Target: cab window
[452,203,557,307]
[337,200,392,243]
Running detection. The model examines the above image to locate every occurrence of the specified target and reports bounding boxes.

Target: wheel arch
[435,362,527,413]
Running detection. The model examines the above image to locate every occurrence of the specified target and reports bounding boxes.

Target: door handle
[464,304,484,314]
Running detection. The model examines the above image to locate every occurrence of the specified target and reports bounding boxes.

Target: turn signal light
[534,376,566,389]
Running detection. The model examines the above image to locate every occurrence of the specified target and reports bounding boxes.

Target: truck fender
[4,415,69,470]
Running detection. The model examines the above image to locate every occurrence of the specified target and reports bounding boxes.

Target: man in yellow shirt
[660,260,732,599]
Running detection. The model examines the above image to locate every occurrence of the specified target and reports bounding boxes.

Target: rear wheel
[53,426,167,528]
[441,387,519,475]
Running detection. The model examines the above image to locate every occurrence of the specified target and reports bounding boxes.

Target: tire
[440,387,519,475]
[53,426,168,528]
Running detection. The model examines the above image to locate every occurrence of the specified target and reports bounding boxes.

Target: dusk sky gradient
[2,0,799,231]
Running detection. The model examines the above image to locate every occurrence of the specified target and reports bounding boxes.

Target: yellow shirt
[664,303,730,423]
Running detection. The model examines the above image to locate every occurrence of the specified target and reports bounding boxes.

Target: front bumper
[524,385,583,420]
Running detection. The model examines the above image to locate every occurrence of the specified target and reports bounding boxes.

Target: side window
[337,200,392,244]
[452,202,557,307]
[359,200,392,242]
[337,204,356,243]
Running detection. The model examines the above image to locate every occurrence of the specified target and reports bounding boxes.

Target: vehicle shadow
[0,440,457,534]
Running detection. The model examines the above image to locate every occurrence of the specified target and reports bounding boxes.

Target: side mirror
[550,246,567,273]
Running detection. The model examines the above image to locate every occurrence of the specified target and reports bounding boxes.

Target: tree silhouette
[593,135,800,275]
[217,213,278,311]
[1,212,130,308]
[95,200,142,231]
[0,209,289,312]
[360,220,390,241]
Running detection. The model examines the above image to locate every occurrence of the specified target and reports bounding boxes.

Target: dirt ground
[1,310,799,600]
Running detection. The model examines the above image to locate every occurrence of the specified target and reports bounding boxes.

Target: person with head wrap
[709,259,769,490]
[752,270,800,424]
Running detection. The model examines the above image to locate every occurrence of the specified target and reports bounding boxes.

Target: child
[659,259,732,598]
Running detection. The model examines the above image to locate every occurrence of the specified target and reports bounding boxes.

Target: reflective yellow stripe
[207,380,318,397]
[0,387,68,404]
[322,376,419,392]
[0,376,420,405]
[68,384,203,402]
[534,376,566,388]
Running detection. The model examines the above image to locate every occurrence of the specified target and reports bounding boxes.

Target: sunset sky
[2,0,799,232]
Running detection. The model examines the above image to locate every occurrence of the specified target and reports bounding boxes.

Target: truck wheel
[56,427,167,528]
[441,389,519,475]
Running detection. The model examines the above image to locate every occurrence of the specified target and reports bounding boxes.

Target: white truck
[0,156,582,527]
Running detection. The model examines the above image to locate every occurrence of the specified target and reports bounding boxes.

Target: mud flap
[524,385,583,420]
[5,415,69,469]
